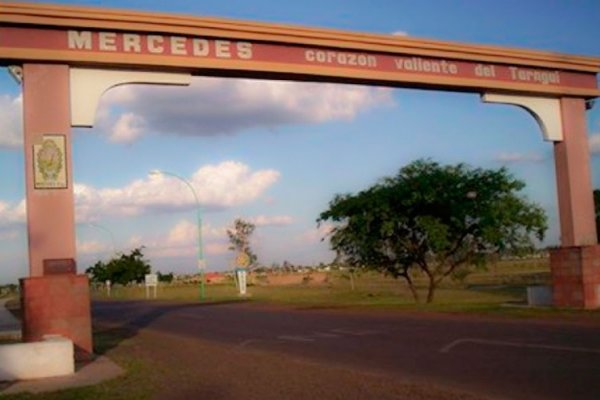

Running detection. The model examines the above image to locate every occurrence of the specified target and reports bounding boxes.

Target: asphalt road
[93,301,600,400]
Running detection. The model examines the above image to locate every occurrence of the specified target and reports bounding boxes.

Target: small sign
[197,259,206,270]
[235,252,250,268]
[145,273,158,287]
[33,134,68,189]
[145,274,158,299]
[43,258,76,275]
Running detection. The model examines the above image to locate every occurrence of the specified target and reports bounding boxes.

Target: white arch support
[70,68,192,127]
[481,93,563,141]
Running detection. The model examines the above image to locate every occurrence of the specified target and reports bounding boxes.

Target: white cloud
[0,201,26,243]
[0,200,25,226]
[0,161,279,231]
[127,235,143,249]
[0,202,10,222]
[391,30,408,37]
[74,161,279,222]
[187,161,280,209]
[248,215,294,227]
[166,220,196,247]
[589,134,600,154]
[300,222,335,244]
[168,220,228,247]
[204,242,229,256]
[150,214,294,260]
[139,220,230,259]
[109,112,145,143]
[0,94,23,149]
[77,240,111,255]
[493,152,545,163]
[152,220,197,258]
[3,76,393,147]
[98,77,393,140]
[13,200,26,222]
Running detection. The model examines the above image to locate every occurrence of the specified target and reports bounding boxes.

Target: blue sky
[1,0,599,283]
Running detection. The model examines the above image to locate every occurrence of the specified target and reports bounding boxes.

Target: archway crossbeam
[1,2,599,98]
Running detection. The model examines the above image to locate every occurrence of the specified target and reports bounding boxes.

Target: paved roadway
[93,301,600,400]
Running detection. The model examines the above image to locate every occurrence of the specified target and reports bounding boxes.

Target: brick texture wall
[550,245,600,309]
[20,275,92,360]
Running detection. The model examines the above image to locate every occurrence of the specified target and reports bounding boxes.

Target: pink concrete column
[551,97,599,308]
[21,64,92,357]
[22,64,76,276]
[553,97,598,247]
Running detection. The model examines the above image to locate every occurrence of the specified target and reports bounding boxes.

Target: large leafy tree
[86,247,151,285]
[318,160,547,303]
[227,218,258,267]
[595,189,600,243]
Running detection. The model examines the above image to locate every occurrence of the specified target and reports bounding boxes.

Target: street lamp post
[149,169,206,300]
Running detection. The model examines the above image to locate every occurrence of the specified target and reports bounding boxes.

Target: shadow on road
[91,299,248,355]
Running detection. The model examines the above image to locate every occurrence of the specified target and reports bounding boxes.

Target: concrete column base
[20,275,93,360]
[550,245,600,309]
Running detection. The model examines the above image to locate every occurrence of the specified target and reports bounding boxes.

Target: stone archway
[1,2,599,357]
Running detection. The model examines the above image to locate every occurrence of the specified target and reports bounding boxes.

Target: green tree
[318,159,547,303]
[86,247,151,285]
[157,271,174,283]
[227,218,258,266]
[595,189,600,243]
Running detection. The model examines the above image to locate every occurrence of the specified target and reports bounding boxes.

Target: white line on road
[277,329,380,343]
[440,338,600,355]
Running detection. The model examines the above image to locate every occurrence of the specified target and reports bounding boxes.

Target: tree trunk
[349,271,356,291]
[404,274,420,303]
[426,275,436,303]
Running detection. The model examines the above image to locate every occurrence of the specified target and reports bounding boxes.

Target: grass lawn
[88,258,600,321]
[91,263,529,308]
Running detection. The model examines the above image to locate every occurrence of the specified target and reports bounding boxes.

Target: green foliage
[450,266,474,284]
[0,283,18,298]
[86,247,151,285]
[594,189,599,242]
[157,271,174,283]
[227,218,258,266]
[318,159,548,303]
